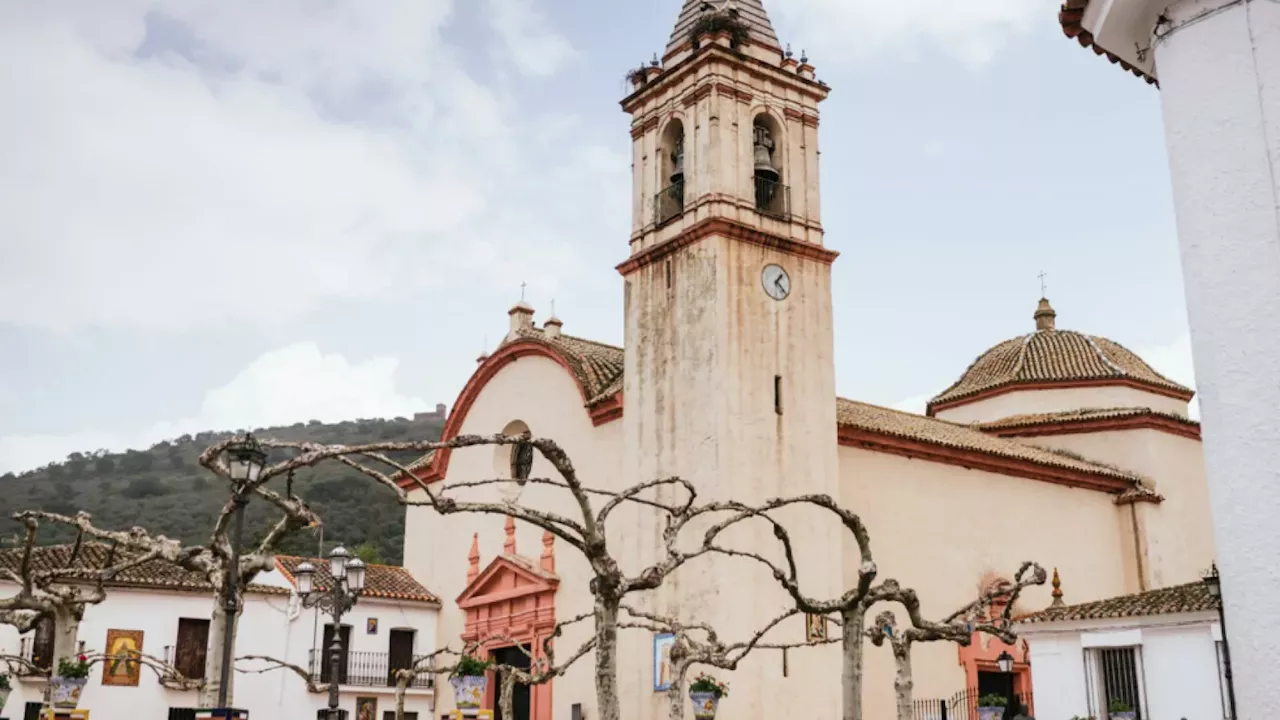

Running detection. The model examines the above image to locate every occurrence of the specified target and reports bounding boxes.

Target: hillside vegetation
[0,414,446,565]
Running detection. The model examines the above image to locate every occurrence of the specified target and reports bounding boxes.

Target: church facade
[400,2,1217,718]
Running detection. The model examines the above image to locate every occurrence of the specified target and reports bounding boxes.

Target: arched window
[656,119,686,225]
[494,420,532,479]
[752,114,788,218]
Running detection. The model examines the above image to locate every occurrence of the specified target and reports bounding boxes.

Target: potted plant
[688,672,728,719]
[977,694,1007,720]
[0,672,11,714]
[50,654,91,708]
[1108,699,1136,720]
[448,655,491,710]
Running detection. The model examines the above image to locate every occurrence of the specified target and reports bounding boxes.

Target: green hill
[0,413,447,565]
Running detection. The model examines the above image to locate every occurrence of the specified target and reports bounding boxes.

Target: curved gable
[402,336,622,487]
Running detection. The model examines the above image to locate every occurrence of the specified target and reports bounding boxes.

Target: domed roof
[928,299,1194,414]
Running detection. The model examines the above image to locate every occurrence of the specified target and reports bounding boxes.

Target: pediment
[457,554,558,609]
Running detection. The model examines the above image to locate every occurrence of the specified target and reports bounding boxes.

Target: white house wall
[0,580,438,719]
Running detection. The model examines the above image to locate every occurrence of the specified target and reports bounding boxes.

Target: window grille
[1084,646,1147,719]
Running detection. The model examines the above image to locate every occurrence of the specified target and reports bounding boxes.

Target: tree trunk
[499,673,517,720]
[200,602,240,707]
[841,605,866,720]
[51,605,81,671]
[394,675,409,720]
[593,597,621,720]
[666,658,689,720]
[893,642,914,720]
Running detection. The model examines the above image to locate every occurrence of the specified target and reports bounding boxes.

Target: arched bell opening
[751,114,788,218]
[656,119,687,225]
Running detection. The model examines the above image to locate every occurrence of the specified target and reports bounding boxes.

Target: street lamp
[296,547,368,720]
[1203,563,1237,720]
[216,434,267,713]
[996,650,1014,674]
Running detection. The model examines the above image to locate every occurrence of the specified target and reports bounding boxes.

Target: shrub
[978,694,1007,708]
[451,655,491,678]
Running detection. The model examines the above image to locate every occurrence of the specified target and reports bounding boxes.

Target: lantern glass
[347,559,367,593]
[997,651,1014,673]
[295,562,315,595]
[227,435,267,482]
[1204,565,1222,598]
[329,545,350,579]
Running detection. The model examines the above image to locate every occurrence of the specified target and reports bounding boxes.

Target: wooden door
[320,624,351,684]
[387,629,414,686]
[175,618,210,679]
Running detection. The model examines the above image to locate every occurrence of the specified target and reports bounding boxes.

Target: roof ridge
[1082,333,1127,377]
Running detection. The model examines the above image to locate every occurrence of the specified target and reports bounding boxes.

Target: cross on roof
[1038,270,1048,298]
[520,281,527,302]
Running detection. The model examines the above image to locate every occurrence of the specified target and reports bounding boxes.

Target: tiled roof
[977,407,1199,432]
[1020,581,1217,624]
[836,399,1143,484]
[930,321,1192,411]
[666,0,781,57]
[0,543,287,595]
[1059,0,1157,85]
[275,555,439,604]
[511,328,625,408]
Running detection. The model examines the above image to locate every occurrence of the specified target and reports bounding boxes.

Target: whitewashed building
[0,544,439,720]
[1057,1,1280,714]
[1019,581,1230,720]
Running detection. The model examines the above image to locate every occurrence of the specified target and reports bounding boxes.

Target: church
[399,2,1217,718]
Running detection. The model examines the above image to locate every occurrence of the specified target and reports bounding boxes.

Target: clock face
[762,264,791,301]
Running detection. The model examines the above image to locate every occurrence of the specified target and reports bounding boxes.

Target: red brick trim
[616,217,838,276]
[801,114,819,128]
[682,83,714,107]
[983,413,1201,441]
[1059,0,1157,86]
[837,425,1134,494]
[927,378,1196,416]
[398,341,619,488]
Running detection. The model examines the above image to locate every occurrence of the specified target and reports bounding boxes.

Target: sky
[0,0,1198,474]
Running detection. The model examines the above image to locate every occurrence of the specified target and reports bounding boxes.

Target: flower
[78,655,86,662]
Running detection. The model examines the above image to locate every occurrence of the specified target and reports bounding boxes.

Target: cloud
[0,343,425,474]
[773,0,1054,67]
[0,0,619,332]
[485,0,576,76]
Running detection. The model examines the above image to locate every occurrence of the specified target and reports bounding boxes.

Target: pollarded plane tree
[245,432,777,720]
[699,500,1046,720]
[16,434,324,707]
[0,513,181,678]
[864,562,1047,720]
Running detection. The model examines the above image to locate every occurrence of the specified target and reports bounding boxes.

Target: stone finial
[540,530,555,573]
[504,515,517,555]
[1050,567,1065,607]
[1034,297,1057,331]
[545,300,563,339]
[467,533,480,584]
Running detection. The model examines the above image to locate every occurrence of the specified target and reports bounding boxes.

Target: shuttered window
[174,617,210,679]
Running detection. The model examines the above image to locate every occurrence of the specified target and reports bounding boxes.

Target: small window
[774,375,783,415]
[1085,646,1146,719]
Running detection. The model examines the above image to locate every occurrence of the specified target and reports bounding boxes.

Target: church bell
[753,125,778,182]
[670,135,685,184]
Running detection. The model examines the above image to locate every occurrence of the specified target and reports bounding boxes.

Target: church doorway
[491,645,532,720]
[977,670,1027,720]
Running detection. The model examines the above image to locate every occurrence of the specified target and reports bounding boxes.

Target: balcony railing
[753,176,790,219]
[17,636,52,675]
[309,650,435,689]
[655,179,686,226]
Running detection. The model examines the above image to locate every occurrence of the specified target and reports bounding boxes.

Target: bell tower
[619,1,842,718]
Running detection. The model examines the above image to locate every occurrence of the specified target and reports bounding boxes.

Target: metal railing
[654,179,685,226]
[308,649,435,689]
[163,644,207,681]
[753,175,790,219]
[17,636,51,674]
[912,688,1034,720]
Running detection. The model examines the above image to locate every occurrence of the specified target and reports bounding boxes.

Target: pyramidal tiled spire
[665,0,781,57]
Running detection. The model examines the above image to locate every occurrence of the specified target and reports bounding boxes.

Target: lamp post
[1203,564,1237,720]
[216,434,267,714]
[296,547,367,720]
